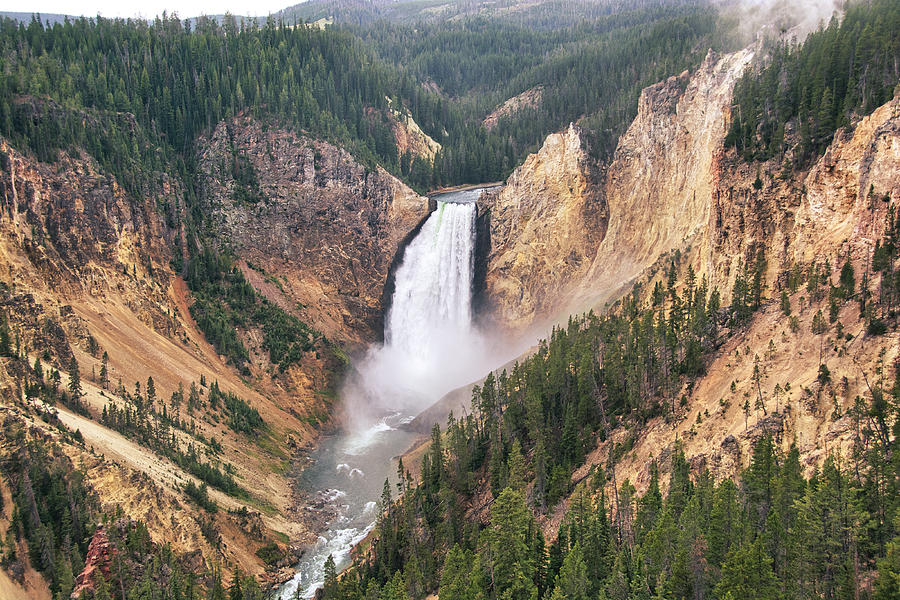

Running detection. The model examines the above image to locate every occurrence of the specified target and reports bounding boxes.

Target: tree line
[726,0,900,169]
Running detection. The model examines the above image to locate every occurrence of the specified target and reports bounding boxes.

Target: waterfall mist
[282,192,542,598]
[341,197,506,432]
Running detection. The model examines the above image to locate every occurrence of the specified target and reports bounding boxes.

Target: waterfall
[386,200,476,359]
[344,197,483,421]
[280,190,509,600]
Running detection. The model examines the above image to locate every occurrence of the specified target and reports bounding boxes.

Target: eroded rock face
[700,86,900,304]
[483,86,544,130]
[481,123,607,330]
[71,525,116,598]
[474,46,900,501]
[0,138,183,353]
[390,107,442,164]
[576,48,755,313]
[481,50,754,331]
[196,116,429,344]
[483,43,899,341]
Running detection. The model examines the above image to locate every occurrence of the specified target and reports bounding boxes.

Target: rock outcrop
[390,106,443,164]
[0,134,188,372]
[480,123,607,329]
[197,116,429,344]
[71,526,116,598]
[483,86,544,130]
[582,49,754,300]
[480,49,755,330]
[483,45,899,333]
[697,74,900,307]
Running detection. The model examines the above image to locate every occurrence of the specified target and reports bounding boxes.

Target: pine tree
[208,569,227,600]
[440,545,472,600]
[323,554,337,598]
[0,312,10,356]
[485,487,538,600]
[67,357,81,399]
[550,544,589,600]
[228,567,243,600]
[874,526,900,600]
[146,376,156,406]
[507,439,526,492]
[713,538,779,600]
[100,352,109,389]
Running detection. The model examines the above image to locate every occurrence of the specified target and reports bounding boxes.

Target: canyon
[0,22,898,600]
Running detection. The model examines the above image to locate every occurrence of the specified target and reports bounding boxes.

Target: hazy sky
[0,1,293,19]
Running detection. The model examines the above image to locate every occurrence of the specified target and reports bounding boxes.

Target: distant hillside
[0,11,74,25]
[278,0,705,27]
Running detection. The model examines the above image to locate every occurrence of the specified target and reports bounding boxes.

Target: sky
[0,0,294,19]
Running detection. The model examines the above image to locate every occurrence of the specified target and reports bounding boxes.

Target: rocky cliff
[481,50,754,330]
[701,89,900,298]
[0,135,183,371]
[483,86,544,130]
[474,45,899,510]
[389,105,443,164]
[0,107,433,587]
[0,130,309,579]
[480,123,607,329]
[196,115,429,345]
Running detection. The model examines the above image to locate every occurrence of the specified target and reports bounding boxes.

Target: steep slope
[479,123,607,329]
[388,104,443,165]
[0,106,429,591]
[196,116,429,346]
[0,130,313,579]
[474,44,900,504]
[580,49,754,304]
[481,49,754,330]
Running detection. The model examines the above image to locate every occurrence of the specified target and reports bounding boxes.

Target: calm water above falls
[279,189,485,599]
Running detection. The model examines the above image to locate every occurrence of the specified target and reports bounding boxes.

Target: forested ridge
[0,1,727,192]
[352,5,724,164]
[1,416,270,600]
[0,14,436,179]
[321,207,900,600]
[725,0,900,169]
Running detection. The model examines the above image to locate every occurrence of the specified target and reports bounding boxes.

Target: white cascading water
[344,198,486,423]
[281,192,490,600]
[388,200,476,351]
[382,200,478,394]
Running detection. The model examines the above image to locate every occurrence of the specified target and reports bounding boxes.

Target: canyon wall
[476,46,900,509]
[0,109,430,586]
[480,123,607,329]
[481,49,755,330]
[196,115,429,345]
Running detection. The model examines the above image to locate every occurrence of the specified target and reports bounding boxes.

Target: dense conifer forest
[0,0,724,192]
[323,207,900,600]
[1,0,899,599]
[725,0,900,168]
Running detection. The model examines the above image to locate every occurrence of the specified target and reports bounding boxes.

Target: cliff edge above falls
[197,115,429,345]
[480,123,607,330]
[480,49,753,331]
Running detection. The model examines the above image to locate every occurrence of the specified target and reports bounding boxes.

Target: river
[278,187,490,599]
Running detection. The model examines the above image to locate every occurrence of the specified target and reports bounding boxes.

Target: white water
[279,190,490,599]
[347,198,485,424]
